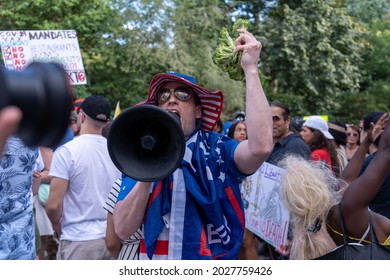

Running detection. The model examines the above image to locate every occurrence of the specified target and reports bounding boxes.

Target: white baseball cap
[303,116,334,140]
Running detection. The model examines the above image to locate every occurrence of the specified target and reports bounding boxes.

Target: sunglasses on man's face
[272,115,282,122]
[156,87,192,103]
[347,132,358,137]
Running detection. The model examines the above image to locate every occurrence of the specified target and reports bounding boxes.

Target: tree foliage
[163,0,247,119]
[344,0,389,25]
[0,0,127,103]
[348,17,390,119]
[0,0,388,124]
[259,0,362,117]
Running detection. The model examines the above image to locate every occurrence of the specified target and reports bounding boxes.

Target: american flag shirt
[118,129,246,259]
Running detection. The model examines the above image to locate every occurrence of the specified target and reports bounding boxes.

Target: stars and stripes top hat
[145,72,224,131]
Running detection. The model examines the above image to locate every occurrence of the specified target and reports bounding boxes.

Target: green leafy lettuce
[213,19,250,81]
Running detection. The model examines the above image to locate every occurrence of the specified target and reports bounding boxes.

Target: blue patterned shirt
[0,136,38,260]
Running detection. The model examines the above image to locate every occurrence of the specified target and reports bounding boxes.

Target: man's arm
[113,181,152,240]
[39,146,53,184]
[105,212,122,259]
[46,177,69,236]
[233,30,273,174]
[0,106,22,154]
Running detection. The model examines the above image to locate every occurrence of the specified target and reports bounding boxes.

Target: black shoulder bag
[315,204,390,260]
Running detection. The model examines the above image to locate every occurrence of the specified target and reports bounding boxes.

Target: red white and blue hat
[145,72,224,131]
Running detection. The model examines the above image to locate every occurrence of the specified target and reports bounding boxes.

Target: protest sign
[0,30,87,85]
[241,162,290,253]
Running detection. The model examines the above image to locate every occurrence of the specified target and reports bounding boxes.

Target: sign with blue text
[0,30,87,85]
[240,162,290,253]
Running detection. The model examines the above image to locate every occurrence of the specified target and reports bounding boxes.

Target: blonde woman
[280,114,390,259]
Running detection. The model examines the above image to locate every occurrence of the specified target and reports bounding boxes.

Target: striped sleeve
[103,178,122,214]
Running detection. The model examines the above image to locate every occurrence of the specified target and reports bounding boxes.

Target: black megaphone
[107,105,185,182]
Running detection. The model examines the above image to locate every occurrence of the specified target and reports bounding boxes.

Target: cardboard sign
[241,162,290,252]
[0,30,87,85]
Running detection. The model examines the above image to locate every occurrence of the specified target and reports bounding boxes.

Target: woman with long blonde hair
[280,113,390,259]
[280,156,342,259]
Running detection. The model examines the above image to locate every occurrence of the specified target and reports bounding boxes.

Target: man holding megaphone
[113,29,273,260]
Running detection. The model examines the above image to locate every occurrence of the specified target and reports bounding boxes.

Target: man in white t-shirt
[46,95,120,260]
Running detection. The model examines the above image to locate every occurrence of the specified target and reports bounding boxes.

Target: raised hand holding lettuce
[213,19,250,81]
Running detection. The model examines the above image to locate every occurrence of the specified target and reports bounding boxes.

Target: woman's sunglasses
[347,132,358,137]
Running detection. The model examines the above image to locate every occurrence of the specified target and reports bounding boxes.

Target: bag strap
[368,212,380,244]
[340,203,380,244]
[338,203,350,244]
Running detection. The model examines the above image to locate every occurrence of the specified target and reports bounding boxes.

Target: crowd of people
[0,29,389,260]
